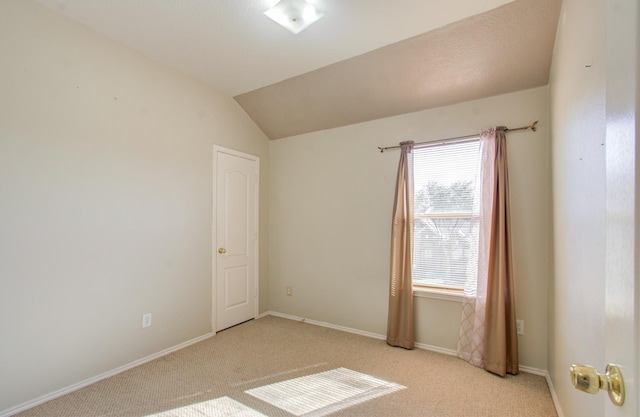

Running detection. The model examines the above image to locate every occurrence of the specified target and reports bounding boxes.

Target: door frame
[212,145,260,332]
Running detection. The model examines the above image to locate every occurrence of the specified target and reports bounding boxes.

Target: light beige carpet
[14,316,558,417]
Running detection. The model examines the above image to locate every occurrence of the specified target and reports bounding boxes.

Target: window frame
[410,138,481,296]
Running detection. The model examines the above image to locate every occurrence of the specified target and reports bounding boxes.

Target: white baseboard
[264,311,387,341]
[543,371,565,417]
[518,365,546,376]
[264,311,460,357]
[261,311,564,416]
[1,333,214,417]
[264,311,459,357]
[414,341,458,356]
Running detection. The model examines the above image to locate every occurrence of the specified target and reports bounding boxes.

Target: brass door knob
[570,364,625,406]
[218,248,227,254]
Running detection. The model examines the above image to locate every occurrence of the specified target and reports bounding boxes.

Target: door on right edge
[603,1,637,415]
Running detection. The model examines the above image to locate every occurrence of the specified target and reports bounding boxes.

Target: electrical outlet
[142,313,153,328]
[516,319,524,335]
[286,286,293,296]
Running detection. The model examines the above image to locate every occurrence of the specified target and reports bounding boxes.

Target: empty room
[0,1,637,416]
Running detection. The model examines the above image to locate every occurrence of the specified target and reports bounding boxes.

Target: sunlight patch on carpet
[147,396,267,417]
[245,367,405,417]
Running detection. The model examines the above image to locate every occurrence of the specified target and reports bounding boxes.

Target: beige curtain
[458,127,518,376]
[386,141,415,350]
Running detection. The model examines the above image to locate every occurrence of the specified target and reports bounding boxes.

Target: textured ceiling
[237,0,561,139]
[34,0,560,140]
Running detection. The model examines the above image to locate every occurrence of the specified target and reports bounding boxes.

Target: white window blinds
[412,140,481,290]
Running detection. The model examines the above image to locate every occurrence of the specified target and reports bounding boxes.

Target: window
[412,140,481,291]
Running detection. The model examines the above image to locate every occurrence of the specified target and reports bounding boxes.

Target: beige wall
[269,86,551,370]
[0,1,269,412]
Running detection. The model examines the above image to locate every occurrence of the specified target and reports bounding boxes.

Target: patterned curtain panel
[457,127,518,376]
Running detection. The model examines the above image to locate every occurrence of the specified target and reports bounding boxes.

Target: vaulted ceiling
[35,0,561,139]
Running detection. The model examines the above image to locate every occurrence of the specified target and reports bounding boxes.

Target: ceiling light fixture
[264,0,324,34]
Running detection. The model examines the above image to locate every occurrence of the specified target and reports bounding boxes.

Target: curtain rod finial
[531,120,538,132]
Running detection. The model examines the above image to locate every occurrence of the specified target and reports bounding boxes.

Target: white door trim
[212,145,259,332]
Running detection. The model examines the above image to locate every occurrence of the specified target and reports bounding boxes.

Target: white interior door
[213,146,259,332]
[603,1,637,415]
[603,100,637,416]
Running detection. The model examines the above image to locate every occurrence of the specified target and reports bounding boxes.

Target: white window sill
[413,287,464,302]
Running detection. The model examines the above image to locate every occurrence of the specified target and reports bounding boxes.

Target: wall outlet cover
[142,313,153,328]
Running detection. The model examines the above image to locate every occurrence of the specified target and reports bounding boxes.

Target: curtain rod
[377,120,538,153]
